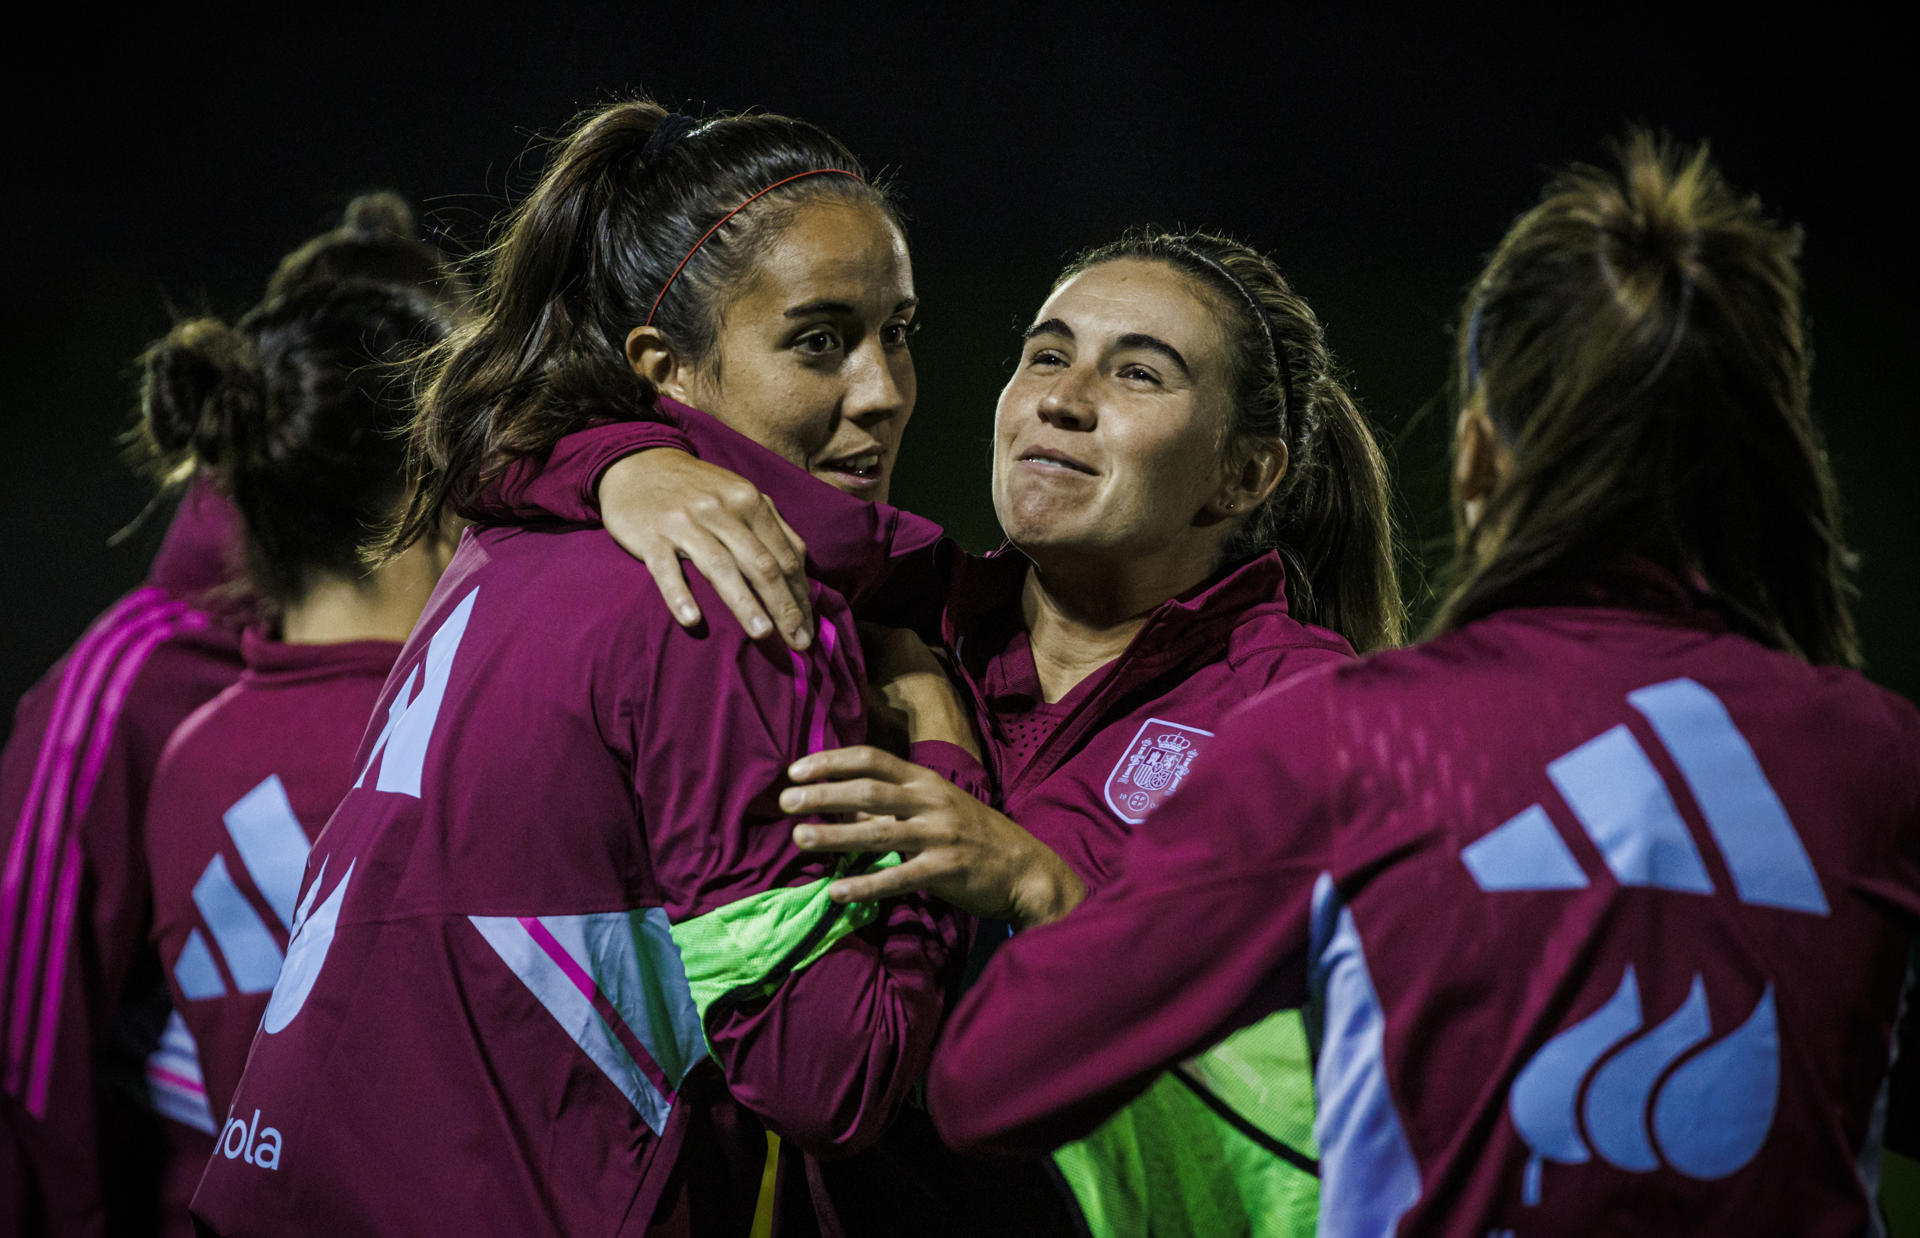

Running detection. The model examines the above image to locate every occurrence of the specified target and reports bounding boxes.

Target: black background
[4,8,1911,715]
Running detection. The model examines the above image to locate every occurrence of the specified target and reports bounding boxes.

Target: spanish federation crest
[1103,717,1216,824]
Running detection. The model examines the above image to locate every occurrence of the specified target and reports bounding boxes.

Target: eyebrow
[784,297,918,319]
[1115,333,1191,377]
[1022,319,1190,377]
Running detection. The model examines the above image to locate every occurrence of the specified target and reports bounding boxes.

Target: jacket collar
[945,548,1321,702]
[240,626,403,683]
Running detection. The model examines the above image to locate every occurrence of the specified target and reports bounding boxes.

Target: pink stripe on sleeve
[23,613,194,1113]
[1,595,174,1090]
[0,591,164,982]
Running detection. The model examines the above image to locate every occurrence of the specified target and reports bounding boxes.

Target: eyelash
[795,328,842,357]
[794,320,919,357]
[1025,351,1159,386]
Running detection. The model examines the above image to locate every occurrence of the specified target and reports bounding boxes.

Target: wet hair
[136,193,462,605]
[1433,132,1860,667]
[386,97,901,552]
[1055,231,1405,653]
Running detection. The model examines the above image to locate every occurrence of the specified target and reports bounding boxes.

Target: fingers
[707,497,811,650]
[786,745,915,786]
[780,775,916,820]
[669,523,779,641]
[598,452,813,648]
[770,507,807,568]
[824,854,947,904]
[635,537,705,629]
[747,497,813,636]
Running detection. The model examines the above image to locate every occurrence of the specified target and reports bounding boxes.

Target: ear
[1454,396,1510,531]
[625,325,698,405]
[1205,438,1289,521]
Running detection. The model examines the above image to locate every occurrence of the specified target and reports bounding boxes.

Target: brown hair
[1432,132,1860,667]
[136,194,463,605]
[1056,231,1405,652]
[386,98,899,552]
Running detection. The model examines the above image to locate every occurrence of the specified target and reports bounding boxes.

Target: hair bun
[342,191,416,240]
[138,317,262,461]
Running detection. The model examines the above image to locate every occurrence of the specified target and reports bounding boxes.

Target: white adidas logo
[172,775,311,1001]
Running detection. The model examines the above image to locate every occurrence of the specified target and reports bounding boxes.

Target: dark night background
[0,6,1914,1222]
[3,13,1912,720]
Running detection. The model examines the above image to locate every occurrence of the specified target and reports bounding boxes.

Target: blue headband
[1466,301,1486,387]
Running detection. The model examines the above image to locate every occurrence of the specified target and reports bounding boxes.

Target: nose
[844,336,912,427]
[1037,363,1097,431]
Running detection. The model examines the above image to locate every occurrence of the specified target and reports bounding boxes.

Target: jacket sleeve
[627,575,964,1157]
[907,740,994,805]
[0,617,237,1236]
[926,683,1337,1155]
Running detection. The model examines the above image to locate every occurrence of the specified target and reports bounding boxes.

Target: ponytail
[1433,131,1859,667]
[1057,231,1405,652]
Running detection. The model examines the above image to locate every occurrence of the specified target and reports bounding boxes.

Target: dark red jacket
[192,407,972,1237]
[932,596,1920,1237]
[1,482,245,1238]
[144,630,400,1124]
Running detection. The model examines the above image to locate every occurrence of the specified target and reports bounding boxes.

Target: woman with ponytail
[930,135,1919,1236]
[194,99,977,1238]
[0,194,457,1238]
[493,228,1401,1234]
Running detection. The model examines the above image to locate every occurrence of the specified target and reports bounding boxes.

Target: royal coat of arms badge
[1103,717,1216,824]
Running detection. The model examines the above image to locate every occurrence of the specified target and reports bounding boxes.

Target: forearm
[480,418,693,524]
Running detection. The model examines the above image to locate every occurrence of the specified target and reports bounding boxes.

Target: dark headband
[642,112,702,163]
[1174,244,1296,429]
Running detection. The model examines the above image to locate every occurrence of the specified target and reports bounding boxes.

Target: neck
[279,539,446,645]
[1019,548,1215,703]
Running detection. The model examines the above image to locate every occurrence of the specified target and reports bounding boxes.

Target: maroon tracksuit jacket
[193,407,971,1237]
[932,588,1920,1237]
[144,630,400,1127]
[1,482,245,1237]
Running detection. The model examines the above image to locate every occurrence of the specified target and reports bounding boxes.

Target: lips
[817,450,884,479]
[1018,447,1097,475]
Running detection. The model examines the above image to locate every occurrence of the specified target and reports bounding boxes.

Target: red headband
[644,169,862,327]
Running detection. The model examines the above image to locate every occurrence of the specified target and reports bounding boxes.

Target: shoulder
[1224,603,1356,683]
[453,524,684,641]
[153,675,249,779]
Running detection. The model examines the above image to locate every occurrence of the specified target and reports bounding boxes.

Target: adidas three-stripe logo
[1459,678,1827,916]
[173,775,312,1000]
